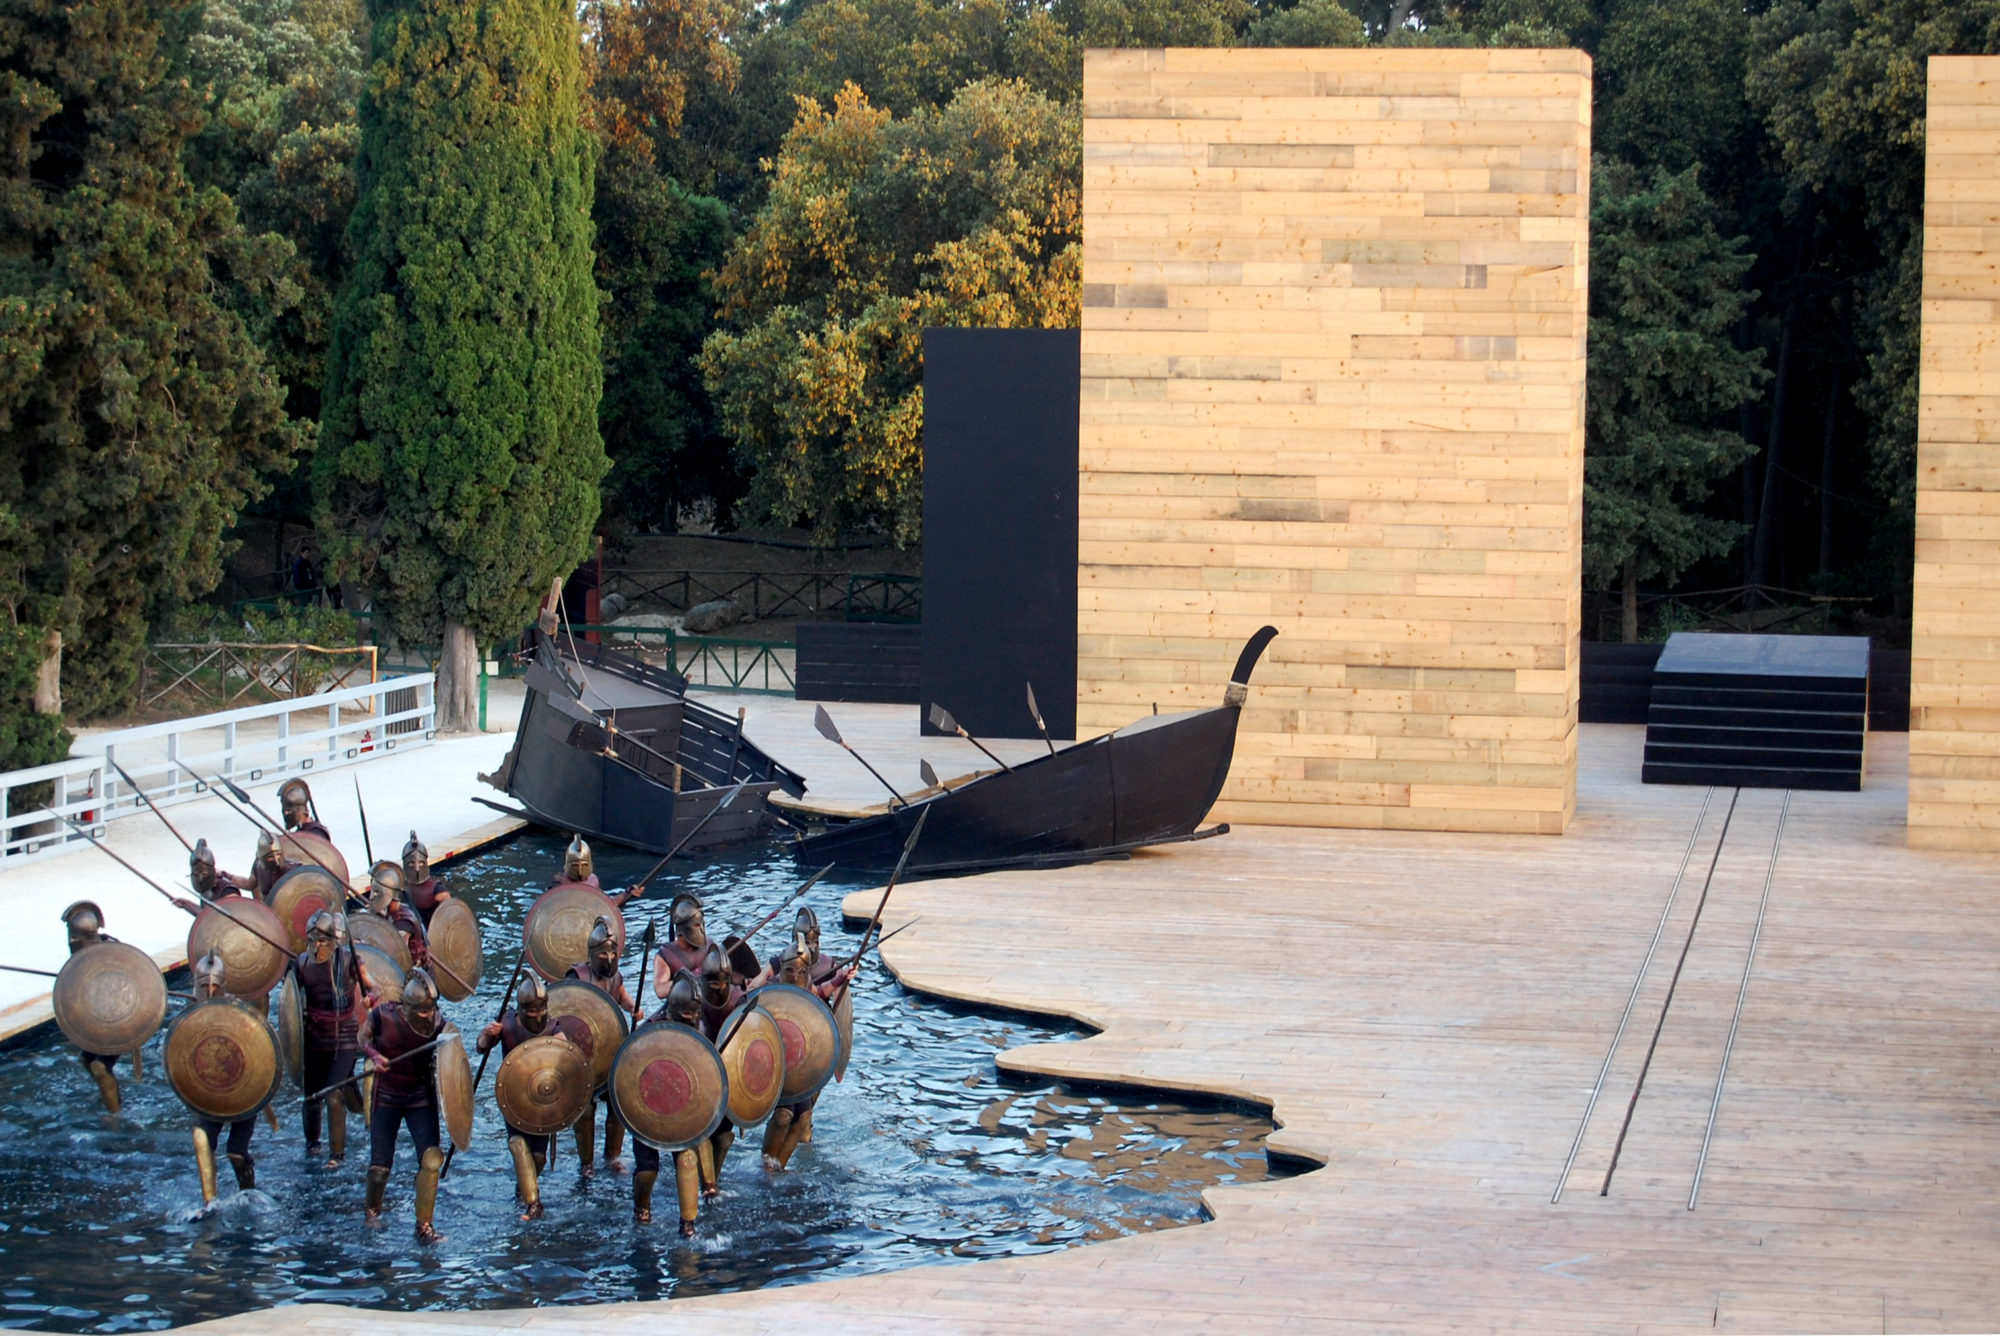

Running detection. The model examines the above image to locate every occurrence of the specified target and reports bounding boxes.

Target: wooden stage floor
[196,723,2000,1333]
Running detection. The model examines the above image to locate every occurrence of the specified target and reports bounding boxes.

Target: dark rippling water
[0,833,1281,1331]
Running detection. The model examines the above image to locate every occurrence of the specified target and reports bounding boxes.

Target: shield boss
[165,999,280,1120]
[523,883,624,981]
[52,942,168,1056]
[609,1022,727,1152]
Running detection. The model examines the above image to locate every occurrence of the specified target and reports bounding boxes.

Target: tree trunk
[1622,560,1640,644]
[1738,315,1759,583]
[1818,376,1840,579]
[1752,316,1794,587]
[437,621,480,734]
[32,629,61,715]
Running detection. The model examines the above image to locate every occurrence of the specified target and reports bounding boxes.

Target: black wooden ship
[796,627,1277,877]
[481,640,806,855]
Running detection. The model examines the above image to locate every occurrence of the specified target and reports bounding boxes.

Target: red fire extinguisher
[360,728,375,754]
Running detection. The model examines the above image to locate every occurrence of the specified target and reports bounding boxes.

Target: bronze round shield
[495,1032,592,1136]
[425,897,483,1002]
[353,943,404,1003]
[833,985,855,1082]
[609,1021,727,1153]
[717,1003,786,1128]
[432,1024,474,1150]
[164,998,280,1120]
[268,864,345,953]
[187,898,289,998]
[750,983,842,1103]
[522,883,624,981]
[545,980,629,1090]
[52,942,168,1056]
[275,971,305,1088]
[347,911,412,975]
[280,831,348,888]
[723,934,761,980]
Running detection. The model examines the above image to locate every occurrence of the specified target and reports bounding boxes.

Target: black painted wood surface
[1641,632,1870,791]
[795,623,921,704]
[919,328,1079,740]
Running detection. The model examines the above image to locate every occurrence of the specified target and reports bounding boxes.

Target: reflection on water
[0,834,1280,1331]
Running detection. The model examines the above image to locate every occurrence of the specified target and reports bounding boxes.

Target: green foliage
[0,0,304,720]
[1596,0,1752,178]
[1245,0,1366,48]
[177,0,366,427]
[0,624,70,773]
[158,600,359,646]
[316,0,608,648]
[595,144,737,532]
[1748,0,2000,513]
[1585,159,1765,596]
[1078,0,1249,48]
[701,79,1079,544]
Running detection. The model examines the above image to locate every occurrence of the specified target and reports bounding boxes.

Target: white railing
[0,673,437,867]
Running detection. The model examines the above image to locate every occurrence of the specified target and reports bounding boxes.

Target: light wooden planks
[1911,56,2000,849]
[180,725,2000,1334]
[1077,48,1591,835]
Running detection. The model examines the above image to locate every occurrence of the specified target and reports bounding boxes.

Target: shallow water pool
[0,833,1280,1330]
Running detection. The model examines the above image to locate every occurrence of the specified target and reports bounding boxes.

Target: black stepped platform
[1642,632,1869,792]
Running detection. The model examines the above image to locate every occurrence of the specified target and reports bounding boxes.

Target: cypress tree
[0,0,301,731]
[317,0,605,729]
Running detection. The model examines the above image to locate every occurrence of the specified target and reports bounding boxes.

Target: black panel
[795,623,921,704]
[1579,642,1662,724]
[920,328,1079,740]
[1642,632,1870,790]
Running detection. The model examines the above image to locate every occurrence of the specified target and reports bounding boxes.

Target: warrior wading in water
[632,973,708,1236]
[692,942,745,1197]
[400,831,454,927]
[476,972,582,1220]
[186,952,263,1205]
[550,835,645,908]
[366,861,430,968]
[567,916,635,1172]
[764,936,852,1171]
[279,778,331,841]
[62,901,129,1113]
[294,909,367,1166]
[651,894,710,991]
[189,838,254,900]
[360,967,448,1241]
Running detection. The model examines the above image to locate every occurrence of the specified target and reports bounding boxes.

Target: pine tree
[1585,159,1766,641]
[0,0,302,729]
[317,0,606,730]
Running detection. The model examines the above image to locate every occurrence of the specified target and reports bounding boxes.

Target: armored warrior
[399,830,453,926]
[293,909,366,1166]
[62,901,126,1113]
[566,917,635,1172]
[651,895,710,995]
[189,838,254,901]
[761,937,852,1172]
[475,972,580,1220]
[365,861,429,969]
[693,943,745,1197]
[631,973,707,1236]
[768,905,841,987]
[186,952,262,1205]
[359,967,448,1242]
[548,835,601,891]
[249,829,289,899]
[278,778,332,840]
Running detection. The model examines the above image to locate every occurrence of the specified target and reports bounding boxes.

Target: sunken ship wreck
[482,639,806,854]
[794,627,1277,877]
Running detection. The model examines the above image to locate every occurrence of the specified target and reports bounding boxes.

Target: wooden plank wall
[1077,48,1592,834]
[1910,56,2000,850]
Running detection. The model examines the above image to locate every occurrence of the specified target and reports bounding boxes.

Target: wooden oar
[310,1029,458,1102]
[59,817,298,962]
[105,757,194,853]
[814,705,907,807]
[622,778,750,901]
[1025,681,1059,759]
[831,807,929,1008]
[927,703,1012,773]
